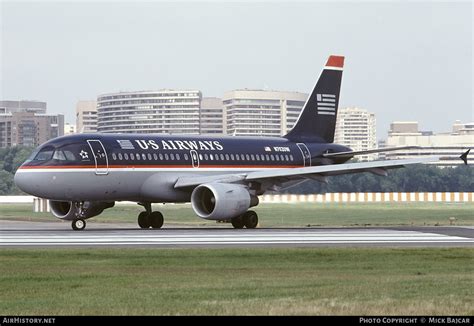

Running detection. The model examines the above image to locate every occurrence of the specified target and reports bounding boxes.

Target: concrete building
[97,90,201,134]
[334,107,377,161]
[64,123,76,135]
[385,120,474,167]
[0,100,47,114]
[223,90,307,137]
[200,97,223,135]
[0,102,64,148]
[76,101,98,133]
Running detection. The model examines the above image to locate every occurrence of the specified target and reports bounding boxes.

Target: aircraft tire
[231,215,245,229]
[138,212,151,229]
[72,219,86,231]
[243,210,258,229]
[149,211,164,229]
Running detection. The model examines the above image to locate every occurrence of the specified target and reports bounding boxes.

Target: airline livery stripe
[317,102,336,107]
[318,112,336,116]
[317,107,336,111]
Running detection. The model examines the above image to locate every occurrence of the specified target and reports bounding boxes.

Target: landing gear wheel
[72,219,86,231]
[243,210,258,229]
[138,212,151,229]
[231,215,245,229]
[149,211,164,229]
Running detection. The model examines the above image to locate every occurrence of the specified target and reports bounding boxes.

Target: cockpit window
[52,149,76,161]
[33,147,54,161]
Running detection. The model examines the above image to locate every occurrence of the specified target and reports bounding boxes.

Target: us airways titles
[132,139,224,151]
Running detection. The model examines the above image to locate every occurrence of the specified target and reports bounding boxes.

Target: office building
[200,97,223,135]
[0,101,64,148]
[334,107,377,161]
[385,120,474,167]
[76,101,98,133]
[223,90,307,137]
[97,90,201,134]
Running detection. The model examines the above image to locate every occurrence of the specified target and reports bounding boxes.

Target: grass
[1,202,473,227]
[0,248,472,315]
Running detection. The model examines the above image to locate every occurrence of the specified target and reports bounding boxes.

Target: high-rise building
[0,100,64,148]
[64,123,76,135]
[385,120,474,167]
[334,107,377,161]
[200,97,223,135]
[222,90,307,137]
[97,90,201,134]
[76,101,98,133]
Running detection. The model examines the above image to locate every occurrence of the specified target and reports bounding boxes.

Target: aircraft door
[87,140,109,175]
[190,150,199,168]
[296,143,311,167]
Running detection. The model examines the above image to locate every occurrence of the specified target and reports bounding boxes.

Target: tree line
[0,146,472,195]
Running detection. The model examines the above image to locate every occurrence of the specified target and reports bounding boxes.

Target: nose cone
[14,169,35,195]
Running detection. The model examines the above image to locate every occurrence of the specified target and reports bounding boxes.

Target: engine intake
[49,201,114,220]
[191,183,258,220]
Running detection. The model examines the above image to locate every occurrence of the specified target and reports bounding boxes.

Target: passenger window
[153,153,157,160]
[245,154,250,160]
[240,154,245,160]
[170,153,175,160]
[285,154,289,161]
[256,154,260,161]
[147,153,152,160]
[118,153,123,160]
[220,154,225,160]
[184,153,188,160]
[159,153,164,160]
[260,154,265,161]
[275,155,280,161]
[176,153,180,160]
[136,153,140,160]
[164,153,169,160]
[210,154,214,160]
[142,153,146,160]
[235,154,240,161]
[112,153,117,160]
[265,154,270,161]
[290,154,294,161]
[225,154,229,160]
[199,154,203,160]
[250,154,255,161]
[204,154,209,160]
[230,154,234,160]
[130,153,134,160]
[270,155,275,161]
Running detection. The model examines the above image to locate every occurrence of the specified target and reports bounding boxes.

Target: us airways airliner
[14,55,469,230]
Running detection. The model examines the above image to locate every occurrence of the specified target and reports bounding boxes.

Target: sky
[1,0,472,139]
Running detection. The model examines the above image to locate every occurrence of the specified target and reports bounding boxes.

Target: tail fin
[284,55,344,143]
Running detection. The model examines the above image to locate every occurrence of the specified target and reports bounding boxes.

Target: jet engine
[191,183,258,220]
[49,200,115,220]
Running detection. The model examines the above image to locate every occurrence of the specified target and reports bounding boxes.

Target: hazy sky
[1,1,472,139]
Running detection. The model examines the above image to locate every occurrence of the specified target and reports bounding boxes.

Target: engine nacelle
[49,201,115,221]
[191,183,258,220]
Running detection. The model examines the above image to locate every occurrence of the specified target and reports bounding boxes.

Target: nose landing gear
[72,219,86,231]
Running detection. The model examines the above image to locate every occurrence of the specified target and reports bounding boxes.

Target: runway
[1,220,473,248]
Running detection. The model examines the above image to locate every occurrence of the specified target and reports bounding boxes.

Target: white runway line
[1,229,473,246]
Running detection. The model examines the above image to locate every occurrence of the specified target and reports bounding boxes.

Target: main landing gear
[137,202,164,229]
[231,210,258,229]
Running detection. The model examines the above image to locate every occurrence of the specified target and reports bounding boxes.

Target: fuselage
[14,133,351,202]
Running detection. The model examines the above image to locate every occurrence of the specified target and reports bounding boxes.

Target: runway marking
[1,230,473,247]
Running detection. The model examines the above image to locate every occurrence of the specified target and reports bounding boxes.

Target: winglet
[460,149,470,165]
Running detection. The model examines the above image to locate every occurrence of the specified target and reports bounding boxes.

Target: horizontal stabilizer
[322,146,422,158]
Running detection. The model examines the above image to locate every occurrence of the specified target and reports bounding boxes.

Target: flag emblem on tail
[316,94,336,116]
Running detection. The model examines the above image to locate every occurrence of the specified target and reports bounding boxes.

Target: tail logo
[316,93,336,116]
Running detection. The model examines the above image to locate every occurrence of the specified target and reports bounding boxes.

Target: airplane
[14,55,469,230]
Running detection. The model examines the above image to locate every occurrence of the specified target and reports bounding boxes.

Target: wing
[174,156,439,189]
